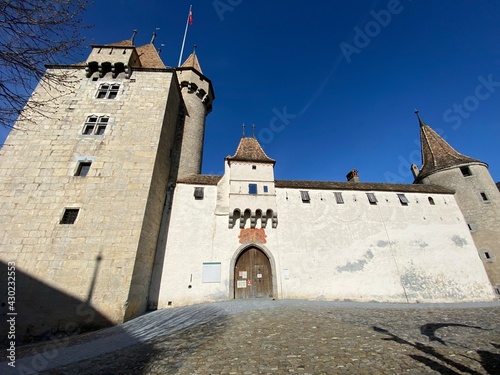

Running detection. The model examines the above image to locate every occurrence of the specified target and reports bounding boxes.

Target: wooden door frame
[229,244,278,300]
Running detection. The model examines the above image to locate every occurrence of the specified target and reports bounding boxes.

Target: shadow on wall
[373,325,500,374]
[0,258,112,346]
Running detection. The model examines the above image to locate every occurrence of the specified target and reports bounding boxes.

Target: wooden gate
[234,247,272,299]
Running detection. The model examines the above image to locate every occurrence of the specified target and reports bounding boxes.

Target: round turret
[175,50,214,177]
[414,112,500,293]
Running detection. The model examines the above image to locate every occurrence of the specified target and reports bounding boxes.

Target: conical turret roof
[181,49,202,73]
[415,112,485,181]
[226,137,275,165]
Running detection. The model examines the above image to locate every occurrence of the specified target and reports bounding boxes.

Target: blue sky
[1,0,499,183]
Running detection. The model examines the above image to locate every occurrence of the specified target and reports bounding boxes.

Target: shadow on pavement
[373,325,500,374]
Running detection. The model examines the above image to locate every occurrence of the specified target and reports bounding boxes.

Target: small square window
[263,186,268,193]
[75,162,92,177]
[480,192,489,202]
[252,165,256,170]
[397,193,409,206]
[60,208,79,224]
[366,193,378,205]
[334,192,344,204]
[194,187,204,200]
[300,191,310,203]
[428,197,435,205]
[249,184,257,194]
[460,166,472,177]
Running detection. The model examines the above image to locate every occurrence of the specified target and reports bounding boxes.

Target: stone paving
[3,300,500,374]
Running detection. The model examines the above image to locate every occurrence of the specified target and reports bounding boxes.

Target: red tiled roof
[416,114,485,182]
[226,137,275,165]
[181,52,202,73]
[136,44,166,69]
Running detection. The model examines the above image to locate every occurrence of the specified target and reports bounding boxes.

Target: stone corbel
[261,215,268,229]
[250,213,256,229]
[272,212,278,228]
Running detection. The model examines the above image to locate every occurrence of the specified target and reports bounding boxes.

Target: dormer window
[96,83,120,99]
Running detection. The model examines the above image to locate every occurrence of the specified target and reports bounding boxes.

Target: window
[194,187,204,200]
[428,197,435,205]
[397,193,409,206]
[252,165,256,170]
[75,161,91,177]
[460,166,472,177]
[96,83,120,99]
[334,192,344,204]
[60,208,79,224]
[248,184,257,194]
[82,116,109,135]
[263,186,268,193]
[366,193,378,205]
[480,192,489,202]
[300,191,310,203]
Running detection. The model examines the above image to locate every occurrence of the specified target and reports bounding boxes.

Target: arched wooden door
[234,247,273,299]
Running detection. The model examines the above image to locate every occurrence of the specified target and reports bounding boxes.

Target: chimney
[346,169,360,183]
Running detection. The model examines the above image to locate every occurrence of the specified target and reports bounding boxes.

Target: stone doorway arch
[230,244,277,299]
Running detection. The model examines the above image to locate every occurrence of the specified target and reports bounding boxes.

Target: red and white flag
[189,7,193,25]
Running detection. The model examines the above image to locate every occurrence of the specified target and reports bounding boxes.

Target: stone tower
[411,112,500,295]
[174,48,215,178]
[0,36,186,342]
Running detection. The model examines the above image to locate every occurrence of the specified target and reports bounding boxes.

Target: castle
[0,37,499,342]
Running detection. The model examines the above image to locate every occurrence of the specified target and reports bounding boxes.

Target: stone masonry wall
[0,67,178,340]
[422,164,500,291]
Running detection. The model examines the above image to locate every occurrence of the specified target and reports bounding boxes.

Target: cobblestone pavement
[4,300,500,374]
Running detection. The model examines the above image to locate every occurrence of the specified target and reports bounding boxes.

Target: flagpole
[178,5,192,67]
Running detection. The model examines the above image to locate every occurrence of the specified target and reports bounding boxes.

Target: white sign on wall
[202,262,221,283]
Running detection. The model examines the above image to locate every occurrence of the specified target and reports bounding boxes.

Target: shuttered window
[334,192,344,204]
[300,191,310,202]
[397,193,409,206]
[366,193,377,205]
[194,187,204,199]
